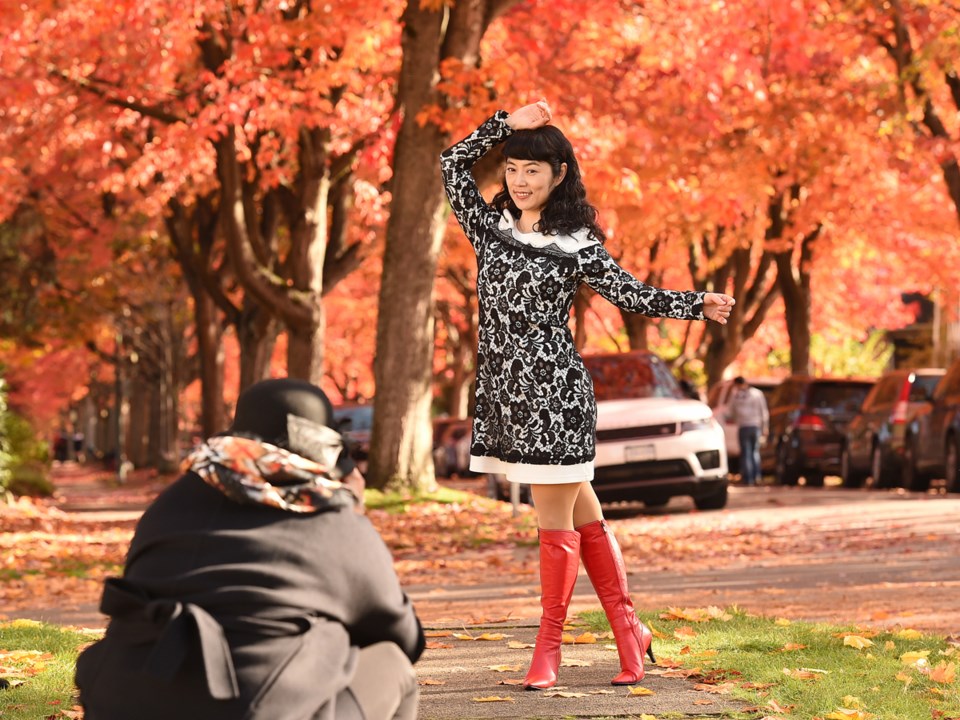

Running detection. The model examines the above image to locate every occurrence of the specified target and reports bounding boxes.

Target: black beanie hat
[228,378,356,479]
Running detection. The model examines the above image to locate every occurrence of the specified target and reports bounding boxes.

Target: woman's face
[504,158,567,214]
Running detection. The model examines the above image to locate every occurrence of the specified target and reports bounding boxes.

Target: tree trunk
[776,228,818,375]
[368,0,527,490]
[126,376,150,467]
[165,199,227,436]
[196,291,227,435]
[237,305,277,392]
[368,3,449,491]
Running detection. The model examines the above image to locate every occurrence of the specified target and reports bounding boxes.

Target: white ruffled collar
[498,212,598,254]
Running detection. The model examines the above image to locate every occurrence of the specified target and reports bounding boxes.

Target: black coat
[76,473,425,720]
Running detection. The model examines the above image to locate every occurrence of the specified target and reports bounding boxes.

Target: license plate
[625,444,655,462]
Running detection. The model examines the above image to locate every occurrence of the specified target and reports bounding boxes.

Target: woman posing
[440,101,734,690]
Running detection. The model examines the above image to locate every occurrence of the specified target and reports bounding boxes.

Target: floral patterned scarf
[183,435,357,513]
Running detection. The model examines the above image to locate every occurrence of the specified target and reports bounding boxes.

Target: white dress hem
[469,455,594,484]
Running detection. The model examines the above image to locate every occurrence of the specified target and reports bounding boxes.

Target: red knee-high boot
[523,528,581,690]
[578,519,655,685]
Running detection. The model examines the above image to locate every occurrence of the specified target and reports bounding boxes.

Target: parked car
[901,359,960,493]
[761,376,875,486]
[432,417,472,478]
[489,350,729,510]
[840,368,944,488]
[707,377,780,472]
[333,403,374,473]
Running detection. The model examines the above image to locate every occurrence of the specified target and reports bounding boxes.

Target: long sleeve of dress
[440,111,512,248]
[578,243,705,320]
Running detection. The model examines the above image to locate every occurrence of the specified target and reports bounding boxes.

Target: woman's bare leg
[572,481,604,528]
[530,482,583,529]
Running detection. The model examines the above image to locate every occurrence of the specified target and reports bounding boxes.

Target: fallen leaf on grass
[627,686,655,696]
[660,607,730,623]
[823,709,875,720]
[778,643,808,652]
[895,628,922,639]
[673,626,697,638]
[472,696,515,703]
[774,618,792,626]
[900,650,930,667]
[487,664,522,672]
[766,699,795,714]
[928,662,956,684]
[843,635,874,650]
[507,640,535,649]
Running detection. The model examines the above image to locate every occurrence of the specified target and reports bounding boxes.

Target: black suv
[841,368,944,488]
[902,359,960,492]
[761,376,875,486]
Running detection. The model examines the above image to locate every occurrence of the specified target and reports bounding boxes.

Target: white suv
[584,351,729,510]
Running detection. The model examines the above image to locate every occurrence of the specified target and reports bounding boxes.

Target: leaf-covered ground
[1,463,958,635]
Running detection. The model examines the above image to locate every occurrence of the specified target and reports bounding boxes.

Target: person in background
[726,376,769,486]
[76,378,424,720]
[440,99,735,691]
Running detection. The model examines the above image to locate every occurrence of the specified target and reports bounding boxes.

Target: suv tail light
[796,414,826,430]
[891,376,912,425]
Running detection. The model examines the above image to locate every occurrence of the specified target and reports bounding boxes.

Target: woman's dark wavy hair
[492,125,606,243]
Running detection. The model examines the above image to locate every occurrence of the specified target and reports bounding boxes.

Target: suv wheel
[803,472,825,487]
[693,485,728,511]
[840,446,865,488]
[775,443,799,486]
[870,444,896,489]
[901,439,931,492]
[945,435,960,494]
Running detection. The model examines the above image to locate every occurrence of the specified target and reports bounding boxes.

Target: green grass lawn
[4,609,957,719]
[0,620,93,720]
[579,606,959,720]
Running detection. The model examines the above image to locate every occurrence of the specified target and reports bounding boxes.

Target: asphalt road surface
[413,481,960,635]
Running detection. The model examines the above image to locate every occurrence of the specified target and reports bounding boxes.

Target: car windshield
[808,383,872,412]
[584,354,684,402]
[909,375,941,402]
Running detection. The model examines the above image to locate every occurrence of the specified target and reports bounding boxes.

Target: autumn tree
[368,0,522,491]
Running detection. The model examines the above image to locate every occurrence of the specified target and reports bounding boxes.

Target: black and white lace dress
[440,111,706,484]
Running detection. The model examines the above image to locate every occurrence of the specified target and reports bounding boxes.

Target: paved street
[412,482,960,635]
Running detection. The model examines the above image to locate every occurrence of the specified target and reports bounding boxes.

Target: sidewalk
[416,620,746,720]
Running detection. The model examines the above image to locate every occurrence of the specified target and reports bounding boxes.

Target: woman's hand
[506,100,552,130]
[703,293,735,324]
